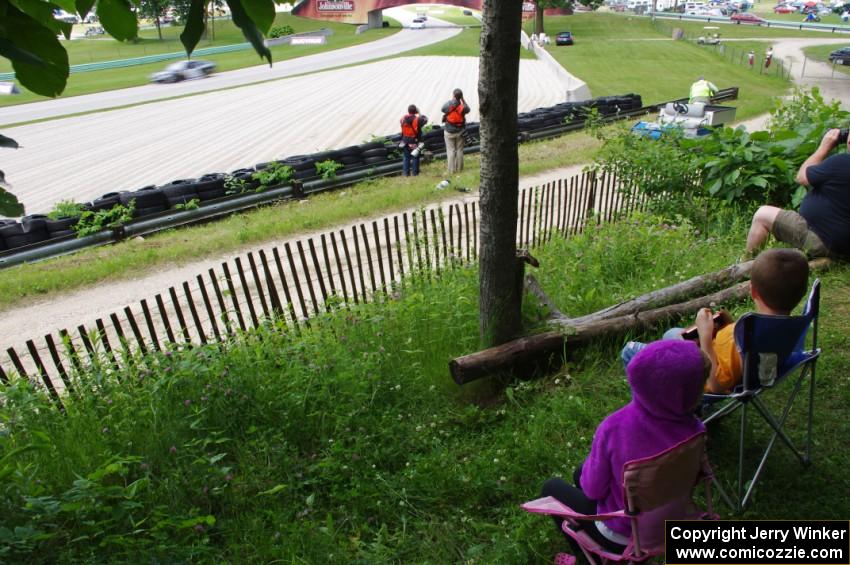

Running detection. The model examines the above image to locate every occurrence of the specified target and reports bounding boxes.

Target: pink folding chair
[523,431,717,565]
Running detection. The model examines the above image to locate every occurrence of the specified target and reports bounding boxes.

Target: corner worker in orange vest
[441,88,471,175]
[400,104,428,176]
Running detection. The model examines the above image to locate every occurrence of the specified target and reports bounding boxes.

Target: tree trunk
[534,3,544,35]
[478,0,524,347]
[452,281,751,384]
[155,16,162,40]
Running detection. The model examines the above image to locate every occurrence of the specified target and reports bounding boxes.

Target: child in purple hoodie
[541,339,707,558]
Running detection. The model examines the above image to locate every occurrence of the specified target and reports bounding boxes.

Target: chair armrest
[521,496,627,521]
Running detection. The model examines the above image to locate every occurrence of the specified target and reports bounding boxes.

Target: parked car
[462,9,473,15]
[149,60,216,84]
[773,4,797,12]
[828,46,850,64]
[555,31,574,45]
[410,17,426,29]
[730,12,765,22]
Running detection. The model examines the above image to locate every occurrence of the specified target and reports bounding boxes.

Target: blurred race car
[150,60,216,84]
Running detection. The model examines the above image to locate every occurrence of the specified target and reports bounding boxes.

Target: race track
[5,56,567,215]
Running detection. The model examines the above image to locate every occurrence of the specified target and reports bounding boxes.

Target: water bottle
[436,180,450,190]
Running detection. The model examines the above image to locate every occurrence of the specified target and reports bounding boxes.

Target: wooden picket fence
[0,170,647,408]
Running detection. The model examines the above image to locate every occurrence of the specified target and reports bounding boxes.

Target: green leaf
[97,0,138,41]
[707,179,723,195]
[5,6,69,97]
[258,483,287,496]
[241,0,275,34]
[0,37,46,67]
[75,0,96,20]
[227,0,271,65]
[180,0,206,57]
[751,176,768,188]
[0,134,20,149]
[50,0,77,13]
[10,0,73,39]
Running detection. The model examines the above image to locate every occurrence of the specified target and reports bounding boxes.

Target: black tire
[311,151,334,162]
[122,185,167,209]
[338,145,362,157]
[46,216,79,234]
[293,169,316,180]
[5,231,49,249]
[161,179,199,207]
[135,204,170,217]
[341,155,362,165]
[196,173,226,201]
[362,148,388,158]
[282,158,315,172]
[364,155,389,165]
[358,141,385,151]
[89,192,121,212]
[48,229,76,240]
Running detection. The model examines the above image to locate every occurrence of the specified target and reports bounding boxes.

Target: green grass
[404,4,481,26]
[402,27,535,59]
[534,14,790,117]
[0,15,401,107]
[803,43,850,75]
[0,131,603,312]
[2,211,848,562]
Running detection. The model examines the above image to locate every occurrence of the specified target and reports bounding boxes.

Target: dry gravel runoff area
[0,34,848,378]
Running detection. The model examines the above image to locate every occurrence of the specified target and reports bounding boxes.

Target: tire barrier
[0,89,738,265]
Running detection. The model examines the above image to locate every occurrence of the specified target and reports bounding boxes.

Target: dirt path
[2,36,848,376]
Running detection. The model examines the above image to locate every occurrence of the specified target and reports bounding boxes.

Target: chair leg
[736,402,747,513]
[805,364,816,465]
[702,396,744,425]
[751,379,807,464]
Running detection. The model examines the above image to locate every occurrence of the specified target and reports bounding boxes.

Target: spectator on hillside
[765,46,774,68]
[441,88,471,176]
[621,249,810,394]
[540,340,709,563]
[400,104,427,177]
[746,128,850,259]
[689,76,718,103]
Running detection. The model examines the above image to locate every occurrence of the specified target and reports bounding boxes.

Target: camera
[411,142,425,158]
[838,128,849,145]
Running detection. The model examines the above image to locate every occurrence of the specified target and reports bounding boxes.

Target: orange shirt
[710,322,742,393]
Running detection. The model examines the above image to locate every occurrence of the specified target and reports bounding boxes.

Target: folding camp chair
[523,431,716,565]
[701,279,821,513]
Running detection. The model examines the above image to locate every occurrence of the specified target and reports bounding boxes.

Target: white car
[410,17,426,29]
[149,60,216,84]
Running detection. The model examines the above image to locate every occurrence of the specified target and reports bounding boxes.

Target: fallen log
[450,281,750,385]
[455,258,833,385]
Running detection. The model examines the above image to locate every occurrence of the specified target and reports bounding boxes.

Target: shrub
[47,200,85,220]
[269,25,294,38]
[252,163,294,188]
[315,159,342,180]
[72,201,135,237]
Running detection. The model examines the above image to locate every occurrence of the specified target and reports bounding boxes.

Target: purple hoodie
[580,340,706,537]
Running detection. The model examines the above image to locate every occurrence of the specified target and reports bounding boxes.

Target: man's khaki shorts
[773,209,830,258]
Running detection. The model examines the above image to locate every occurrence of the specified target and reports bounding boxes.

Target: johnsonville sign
[317,0,354,11]
[294,0,484,24]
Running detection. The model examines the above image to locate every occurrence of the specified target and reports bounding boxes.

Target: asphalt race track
[3,56,566,216]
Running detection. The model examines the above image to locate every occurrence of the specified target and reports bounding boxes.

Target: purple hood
[580,340,706,537]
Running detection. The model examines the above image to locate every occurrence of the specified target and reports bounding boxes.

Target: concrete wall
[521,30,592,102]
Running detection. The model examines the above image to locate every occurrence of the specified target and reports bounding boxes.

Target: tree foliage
[593,88,850,222]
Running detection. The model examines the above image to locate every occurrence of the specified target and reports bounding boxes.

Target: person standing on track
[441,88,471,176]
[400,104,427,177]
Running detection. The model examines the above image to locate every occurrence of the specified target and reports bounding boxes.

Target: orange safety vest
[401,115,420,139]
[445,102,465,127]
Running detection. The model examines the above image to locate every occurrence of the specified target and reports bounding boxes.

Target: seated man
[622,249,809,394]
[746,128,850,259]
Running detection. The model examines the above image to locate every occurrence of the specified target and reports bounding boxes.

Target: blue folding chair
[701,279,821,513]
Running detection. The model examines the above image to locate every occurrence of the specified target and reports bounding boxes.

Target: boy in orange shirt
[622,248,810,393]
